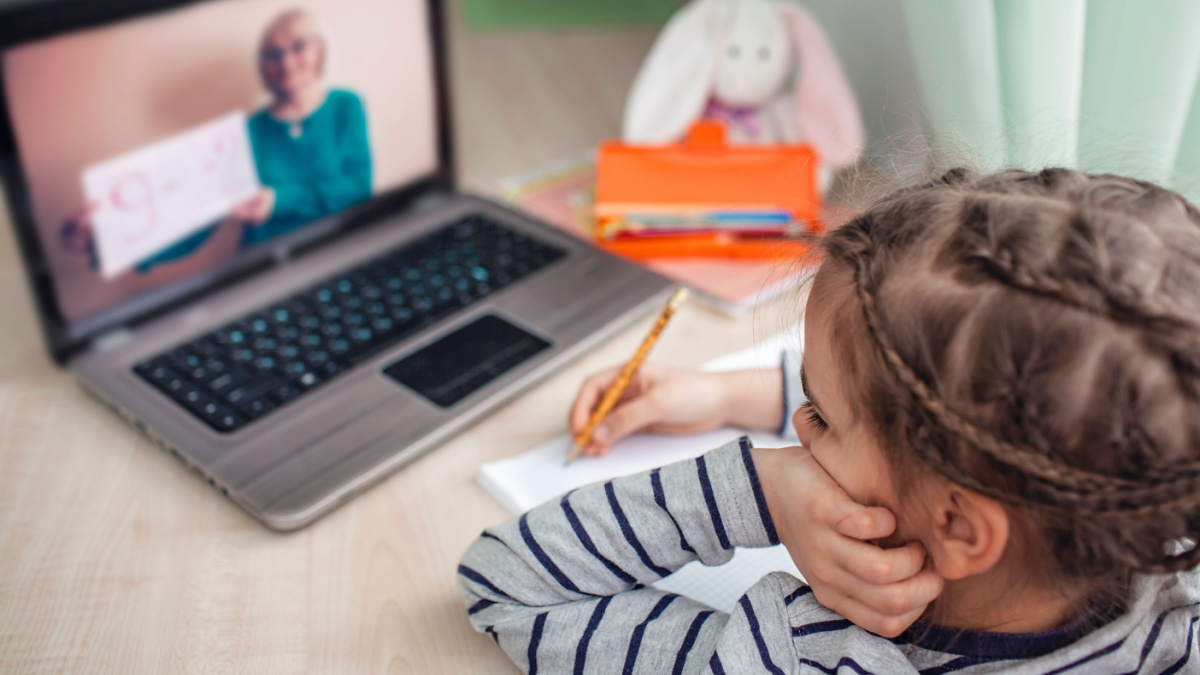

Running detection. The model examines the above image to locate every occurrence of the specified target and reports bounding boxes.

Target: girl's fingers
[830,538,928,586]
[584,396,663,455]
[569,370,620,433]
[843,565,944,623]
[829,502,896,541]
[813,587,930,638]
[809,558,942,630]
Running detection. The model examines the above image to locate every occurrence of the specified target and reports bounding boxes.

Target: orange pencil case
[594,119,822,260]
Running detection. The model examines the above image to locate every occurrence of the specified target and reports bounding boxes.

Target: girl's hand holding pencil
[569,364,733,457]
[566,287,690,463]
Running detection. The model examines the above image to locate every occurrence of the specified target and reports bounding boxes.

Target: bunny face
[623,0,864,168]
[712,1,793,108]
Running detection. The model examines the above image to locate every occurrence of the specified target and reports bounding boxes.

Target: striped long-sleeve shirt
[458,435,1200,673]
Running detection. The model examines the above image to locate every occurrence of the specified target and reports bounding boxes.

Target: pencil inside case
[597,231,818,261]
[599,210,804,238]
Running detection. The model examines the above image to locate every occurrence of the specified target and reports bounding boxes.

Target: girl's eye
[801,403,828,431]
[727,45,741,59]
[758,47,770,60]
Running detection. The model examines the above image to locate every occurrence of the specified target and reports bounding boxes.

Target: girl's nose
[792,408,812,448]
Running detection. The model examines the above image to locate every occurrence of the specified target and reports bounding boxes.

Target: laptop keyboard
[133,214,567,433]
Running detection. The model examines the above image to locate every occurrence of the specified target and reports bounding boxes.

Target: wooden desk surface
[0,9,793,673]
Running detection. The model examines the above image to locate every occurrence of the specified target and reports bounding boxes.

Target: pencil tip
[565,443,582,466]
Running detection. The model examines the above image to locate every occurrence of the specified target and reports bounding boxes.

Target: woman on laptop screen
[5,0,435,323]
[60,8,373,274]
[238,9,373,243]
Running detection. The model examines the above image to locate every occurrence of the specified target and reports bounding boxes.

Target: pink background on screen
[4,0,437,321]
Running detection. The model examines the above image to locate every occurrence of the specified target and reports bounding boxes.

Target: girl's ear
[776,2,864,169]
[623,0,724,143]
[928,488,1010,581]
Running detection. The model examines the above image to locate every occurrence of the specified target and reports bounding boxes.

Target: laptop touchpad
[383,315,551,408]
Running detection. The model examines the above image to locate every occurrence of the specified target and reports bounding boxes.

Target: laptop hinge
[91,327,134,352]
[413,191,452,213]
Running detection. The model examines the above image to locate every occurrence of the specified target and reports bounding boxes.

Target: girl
[458,168,1200,673]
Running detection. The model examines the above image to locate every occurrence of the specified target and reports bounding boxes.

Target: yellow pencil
[566,287,689,465]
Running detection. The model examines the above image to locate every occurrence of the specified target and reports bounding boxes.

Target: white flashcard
[83,111,260,278]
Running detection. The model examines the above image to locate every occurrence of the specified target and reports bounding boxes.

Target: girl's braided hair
[820,167,1200,577]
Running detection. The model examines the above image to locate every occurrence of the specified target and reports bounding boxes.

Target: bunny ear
[777,2,864,168]
[623,0,724,144]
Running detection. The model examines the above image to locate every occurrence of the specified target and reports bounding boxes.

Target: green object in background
[900,0,1200,204]
[900,0,1006,169]
[1077,0,1200,182]
[1173,66,1200,200]
[994,0,1084,170]
[461,0,680,29]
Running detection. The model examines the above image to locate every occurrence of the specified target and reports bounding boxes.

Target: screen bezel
[0,0,455,364]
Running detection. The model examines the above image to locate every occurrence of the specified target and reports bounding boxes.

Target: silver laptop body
[72,194,670,530]
[0,0,672,530]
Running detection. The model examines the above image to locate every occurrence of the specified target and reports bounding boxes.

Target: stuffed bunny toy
[623,0,864,171]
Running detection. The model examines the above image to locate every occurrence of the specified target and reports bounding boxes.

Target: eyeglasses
[262,38,315,65]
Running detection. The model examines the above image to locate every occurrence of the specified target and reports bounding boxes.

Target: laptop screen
[1,0,439,335]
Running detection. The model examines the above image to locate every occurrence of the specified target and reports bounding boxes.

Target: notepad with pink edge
[475,332,807,612]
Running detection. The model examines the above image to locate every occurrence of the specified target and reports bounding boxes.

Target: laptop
[0,0,672,530]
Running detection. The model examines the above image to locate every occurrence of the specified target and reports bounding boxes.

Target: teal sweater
[139,89,372,267]
[243,88,372,243]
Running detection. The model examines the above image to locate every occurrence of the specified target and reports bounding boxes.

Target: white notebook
[475,332,807,612]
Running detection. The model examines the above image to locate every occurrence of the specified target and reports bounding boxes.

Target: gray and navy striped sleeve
[458,437,783,674]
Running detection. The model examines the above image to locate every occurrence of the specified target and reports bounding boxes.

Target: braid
[952,195,1200,380]
[969,236,1199,335]
[825,167,1200,575]
[853,254,1200,517]
[853,258,1137,495]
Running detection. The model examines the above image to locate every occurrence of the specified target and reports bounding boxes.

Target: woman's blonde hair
[257,8,327,85]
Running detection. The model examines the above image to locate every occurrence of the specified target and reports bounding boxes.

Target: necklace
[288,120,303,139]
